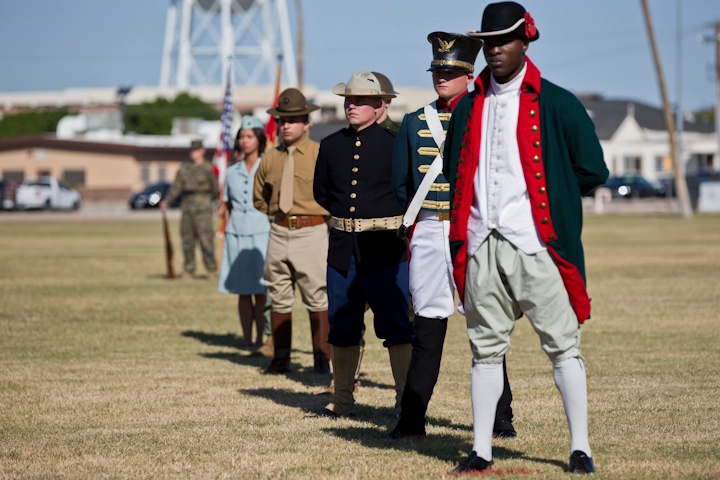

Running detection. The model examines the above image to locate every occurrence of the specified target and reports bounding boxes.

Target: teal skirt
[217,232,269,294]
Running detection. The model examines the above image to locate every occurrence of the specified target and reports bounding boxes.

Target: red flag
[264,61,282,147]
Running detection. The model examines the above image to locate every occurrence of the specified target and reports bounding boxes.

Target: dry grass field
[1,214,719,479]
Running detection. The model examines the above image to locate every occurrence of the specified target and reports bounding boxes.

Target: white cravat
[467,63,546,257]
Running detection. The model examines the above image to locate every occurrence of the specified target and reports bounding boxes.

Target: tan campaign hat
[332,71,393,98]
[370,71,398,98]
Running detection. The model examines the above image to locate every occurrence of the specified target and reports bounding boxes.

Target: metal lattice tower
[159,0,298,89]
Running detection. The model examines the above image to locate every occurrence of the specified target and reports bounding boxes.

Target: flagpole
[215,60,234,259]
[264,54,283,148]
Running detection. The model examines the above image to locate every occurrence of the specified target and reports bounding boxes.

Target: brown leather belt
[273,215,327,230]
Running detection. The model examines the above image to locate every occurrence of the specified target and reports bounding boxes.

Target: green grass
[1,215,719,479]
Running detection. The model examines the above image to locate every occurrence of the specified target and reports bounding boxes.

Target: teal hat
[241,115,265,130]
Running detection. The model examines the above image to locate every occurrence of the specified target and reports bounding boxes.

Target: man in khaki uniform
[253,88,331,375]
[162,139,218,279]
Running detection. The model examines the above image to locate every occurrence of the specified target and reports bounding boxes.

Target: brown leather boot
[324,345,361,417]
[309,310,331,374]
[388,343,413,414]
[249,335,274,358]
[264,311,292,374]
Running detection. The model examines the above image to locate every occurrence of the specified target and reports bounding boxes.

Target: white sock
[470,362,504,461]
[553,356,592,457]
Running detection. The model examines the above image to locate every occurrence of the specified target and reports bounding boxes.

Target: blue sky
[0,0,718,112]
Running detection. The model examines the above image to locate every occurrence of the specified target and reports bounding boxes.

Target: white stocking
[553,356,591,456]
[470,362,504,461]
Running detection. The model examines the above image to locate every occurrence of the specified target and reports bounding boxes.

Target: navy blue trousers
[327,258,412,348]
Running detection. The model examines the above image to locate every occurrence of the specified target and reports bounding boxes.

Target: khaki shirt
[253,135,329,217]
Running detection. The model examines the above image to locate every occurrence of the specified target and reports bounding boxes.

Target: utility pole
[640,0,693,217]
[674,0,683,199]
[701,21,720,168]
[714,21,720,163]
[296,0,304,90]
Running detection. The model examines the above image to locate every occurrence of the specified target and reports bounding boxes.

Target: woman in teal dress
[218,116,270,347]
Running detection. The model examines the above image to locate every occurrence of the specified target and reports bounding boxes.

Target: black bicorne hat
[467,1,539,42]
[427,32,483,73]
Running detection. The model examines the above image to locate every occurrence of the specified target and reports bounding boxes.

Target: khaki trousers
[464,231,582,364]
[263,222,328,313]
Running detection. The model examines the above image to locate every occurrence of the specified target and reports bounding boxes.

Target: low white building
[580,95,717,183]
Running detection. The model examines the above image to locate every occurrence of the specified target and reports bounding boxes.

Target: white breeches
[408,211,455,318]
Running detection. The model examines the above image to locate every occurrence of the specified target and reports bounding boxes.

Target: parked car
[597,175,666,199]
[128,181,181,209]
[0,179,18,210]
[15,176,82,210]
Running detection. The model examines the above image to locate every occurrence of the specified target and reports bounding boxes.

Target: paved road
[0,202,182,222]
[0,197,681,223]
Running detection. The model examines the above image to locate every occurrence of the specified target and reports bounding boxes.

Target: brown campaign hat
[266,88,320,116]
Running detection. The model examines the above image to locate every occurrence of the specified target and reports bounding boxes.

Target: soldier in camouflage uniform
[162,139,219,279]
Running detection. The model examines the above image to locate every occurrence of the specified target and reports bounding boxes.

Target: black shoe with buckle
[568,450,595,474]
[449,451,493,475]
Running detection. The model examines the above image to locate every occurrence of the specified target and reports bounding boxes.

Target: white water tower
[159,0,298,89]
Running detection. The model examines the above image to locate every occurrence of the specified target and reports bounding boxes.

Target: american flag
[212,68,233,195]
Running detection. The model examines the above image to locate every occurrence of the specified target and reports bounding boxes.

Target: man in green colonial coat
[444,2,608,475]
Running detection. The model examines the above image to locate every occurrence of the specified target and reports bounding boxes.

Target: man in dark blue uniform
[388,32,516,439]
[313,71,413,418]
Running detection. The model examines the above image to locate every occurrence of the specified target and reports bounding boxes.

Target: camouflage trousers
[180,208,217,274]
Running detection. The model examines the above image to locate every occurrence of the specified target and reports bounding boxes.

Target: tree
[0,109,68,138]
[693,107,715,125]
[124,93,219,135]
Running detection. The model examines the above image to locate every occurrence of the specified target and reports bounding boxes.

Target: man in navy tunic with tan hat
[313,71,413,418]
[444,1,608,475]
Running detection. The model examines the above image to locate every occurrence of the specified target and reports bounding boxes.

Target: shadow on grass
[185,331,566,471]
[241,388,477,464]
[182,330,339,388]
[241,387,330,414]
[182,330,245,349]
[240,387,566,470]
[202,351,333,388]
[322,424,567,471]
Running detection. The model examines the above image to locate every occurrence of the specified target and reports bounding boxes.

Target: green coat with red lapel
[443,58,608,323]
